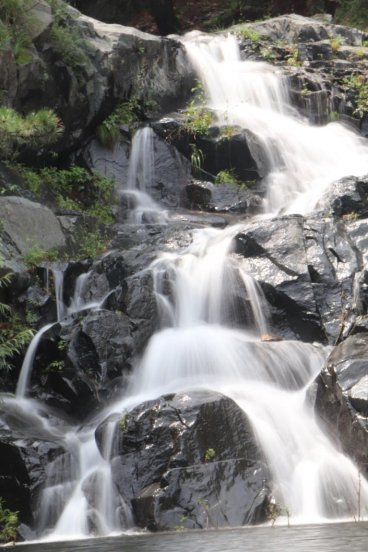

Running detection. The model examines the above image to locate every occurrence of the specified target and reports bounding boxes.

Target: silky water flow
[2,31,368,541]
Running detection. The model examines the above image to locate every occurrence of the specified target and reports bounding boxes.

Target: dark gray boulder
[153,120,268,185]
[315,334,368,478]
[315,175,368,218]
[96,390,270,531]
[181,181,263,214]
[234,213,362,344]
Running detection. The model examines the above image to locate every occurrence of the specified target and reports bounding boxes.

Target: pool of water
[5,523,368,552]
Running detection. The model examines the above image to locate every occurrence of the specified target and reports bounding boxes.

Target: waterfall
[121,126,167,224]
[182,32,368,215]
[4,29,368,541]
[52,269,66,322]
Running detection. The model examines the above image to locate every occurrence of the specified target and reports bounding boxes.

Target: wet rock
[315,334,368,477]
[315,175,368,218]
[153,120,268,185]
[100,390,270,531]
[0,420,62,527]
[80,131,192,209]
[235,215,323,342]
[181,181,263,214]
[234,214,361,343]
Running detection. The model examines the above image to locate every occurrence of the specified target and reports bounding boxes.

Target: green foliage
[267,502,283,527]
[22,242,59,270]
[189,144,204,176]
[119,408,129,430]
[285,46,302,67]
[343,211,359,221]
[184,80,214,137]
[174,515,187,532]
[0,261,35,373]
[0,107,64,158]
[12,163,115,225]
[96,96,158,148]
[215,169,239,186]
[330,35,345,54]
[343,73,368,117]
[0,0,33,66]
[204,448,216,462]
[0,496,19,543]
[237,26,262,42]
[45,360,65,372]
[45,0,91,75]
[78,231,109,260]
[335,0,368,31]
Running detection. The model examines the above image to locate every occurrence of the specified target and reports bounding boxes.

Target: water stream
[2,30,368,542]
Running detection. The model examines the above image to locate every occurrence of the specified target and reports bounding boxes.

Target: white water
[182,32,368,214]
[121,127,167,224]
[2,30,368,540]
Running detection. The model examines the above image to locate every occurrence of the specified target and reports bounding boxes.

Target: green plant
[174,515,187,532]
[58,340,67,351]
[331,35,345,54]
[300,82,309,96]
[335,0,368,31]
[78,231,109,260]
[215,169,239,186]
[46,0,92,77]
[0,264,35,373]
[330,110,339,121]
[343,73,368,117]
[204,448,216,462]
[22,243,60,270]
[237,26,262,43]
[184,80,214,137]
[285,46,302,67]
[267,502,283,527]
[45,360,65,373]
[119,408,129,430]
[0,107,64,158]
[189,144,204,176]
[343,211,359,221]
[0,497,18,543]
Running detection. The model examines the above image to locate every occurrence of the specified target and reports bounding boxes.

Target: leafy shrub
[22,243,59,269]
[0,107,64,158]
[184,80,214,137]
[0,497,19,543]
[0,266,34,373]
[215,169,239,186]
[343,73,368,117]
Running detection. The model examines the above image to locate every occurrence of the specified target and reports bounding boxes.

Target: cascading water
[121,126,167,224]
[2,29,368,542]
[182,32,368,215]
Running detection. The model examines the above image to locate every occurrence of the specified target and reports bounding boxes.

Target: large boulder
[181,181,263,214]
[315,334,368,478]
[96,390,270,531]
[234,213,361,343]
[0,405,64,529]
[0,197,66,255]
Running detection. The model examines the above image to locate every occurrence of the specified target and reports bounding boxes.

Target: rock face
[0,406,63,529]
[1,5,192,152]
[96,390,270,531]
[0,197,66,254]
[315,334,368,478]
[234,211,361,343]
[80,129,192,208]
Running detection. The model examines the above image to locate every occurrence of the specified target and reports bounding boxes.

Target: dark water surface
[5,523,368,552]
